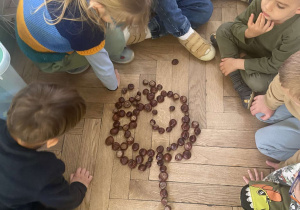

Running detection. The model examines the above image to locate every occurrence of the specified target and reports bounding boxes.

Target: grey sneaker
[66,65,90,74]
[110,47,135,64]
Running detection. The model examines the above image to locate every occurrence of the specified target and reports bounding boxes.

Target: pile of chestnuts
[105,79,201,210]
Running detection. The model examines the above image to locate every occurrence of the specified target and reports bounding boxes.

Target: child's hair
[6,83,86,145]
[38,0,152,31]
[279,51,300,101]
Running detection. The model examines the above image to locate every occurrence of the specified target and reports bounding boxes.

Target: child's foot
[178,31,216,61]
[110,47,135,64]
[70,167,93,188]
[210,32,218,48]
[229,71,254,109]
[66,64,90,74]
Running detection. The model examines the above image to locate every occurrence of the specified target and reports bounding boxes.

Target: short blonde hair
[7,83,86,145]
[38,0,152,31]
[279,51,300,101]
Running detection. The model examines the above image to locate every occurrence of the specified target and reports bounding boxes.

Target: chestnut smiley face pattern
[105,79,201,210]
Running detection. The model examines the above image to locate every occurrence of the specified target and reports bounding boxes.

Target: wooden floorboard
[12,0,269,209]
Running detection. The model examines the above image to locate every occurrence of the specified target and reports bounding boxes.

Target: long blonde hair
[36,0,152,32]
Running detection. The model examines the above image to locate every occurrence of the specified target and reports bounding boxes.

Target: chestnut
[115,102,122,109]
[150,119,156,126]
[157,84,163,90]
[156,153,163,161]
[169,119,177,128]
[120,142,128,150]
[130,115,137,122]
[127,137,134,145]
[173,93,180,100]
[119,97,125,103]
[128,84,134,90]
[175,153,183,161]
[166,127,172,132]
[118,110,126,117]
[181,130,189,139]
[180,95,187,103]
[194,127,201,135]
[137,103,144,111]
[184,142,192,151]
[142,89,149,95]
[158,127,165,134]
[145,161,152,168]
[136,155,144,164]
[169,106,175,112]
[189,135,197,143]
[120,156,129,165]
[150,100,158,107]
[172,58,179,65]
[147,149,155,157]
[132,143,139,151]
[152,110,158,115]
[129,121,137,129]
[133,109,140,116]
[157,95,164,103]
[110,128,119,135]
[160,165,167,172]
[183,150,191,159]
[160,189,168,198]
[163,153,172,162]
[105,136,114,146]
[116,150,124,158]
[135,95,141,101]
[150,87,158,94]
[128,159,137,169]
[144,103,152,112]
[191,121,199,128]
[161,197,168,206]
[160,182,167,190]
[161,90,167,97]
[112,114,119,122]
[149,80,156,87]
[139,148,147,156]
[129,97,135,103]
[124,130,131,138]
[148,157,153,162]
[166,147,172,152]
[122,124,129,131]
[167,91,173,98]
[143,79,149,85]
[112,142,120,151]
[138,164,146,171]
[147,93,155,101]
[156,145,164,153]
[112,108,119,114]
[159,172,168,181]
[182,116,190,123]
[177,137,185,146]
[171,143,178,151]
[181,104,189,113]
[157,160,164,166]
[152,125,159,130]
[121,88,127,94]
[181,123,190,131]
[137,91,141,96]
[123,101,131,108]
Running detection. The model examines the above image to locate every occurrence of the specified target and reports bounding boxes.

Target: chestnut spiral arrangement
[105,80,201,210]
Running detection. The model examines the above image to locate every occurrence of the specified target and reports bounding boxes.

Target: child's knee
[255,128,267,152]
[216,22,233,39]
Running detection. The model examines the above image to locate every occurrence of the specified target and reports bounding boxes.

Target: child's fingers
[254,168,259,180]
[70,173,74,180]
[76,167,82,175]
[84,170,90,176]
[261,171,264,180]
[259,13,265,27]
[88,175,93,181]
[243,176,250,184]
[266,21,274,32]
[256,13,262,26]
[248,169,254,180]
[248,13,254,26]
[81,168,87,175]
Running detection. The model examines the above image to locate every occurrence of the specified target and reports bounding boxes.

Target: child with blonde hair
[16,0,151,90]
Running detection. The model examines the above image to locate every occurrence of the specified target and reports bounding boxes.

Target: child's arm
[38,167,92,209]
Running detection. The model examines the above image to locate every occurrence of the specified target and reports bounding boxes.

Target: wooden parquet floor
[10,0,273,209]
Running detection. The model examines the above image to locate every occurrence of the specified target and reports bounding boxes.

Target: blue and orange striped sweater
[16,0,105,63]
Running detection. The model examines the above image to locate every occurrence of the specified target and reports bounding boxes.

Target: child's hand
[250,95,275,120]
[245,13,274,38]
[70,168,93,188]
[243,168,264,184]
[115,69,120,87]
[266,160,279,170]
[219,58,240,76]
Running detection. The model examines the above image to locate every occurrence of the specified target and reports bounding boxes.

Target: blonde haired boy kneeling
[251,51,300,166]
[0,83,92,209]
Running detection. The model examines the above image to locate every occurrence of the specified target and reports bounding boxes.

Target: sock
[178,27,194,40]
[123,27,152,43]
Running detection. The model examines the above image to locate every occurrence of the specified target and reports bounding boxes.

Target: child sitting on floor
[0,83,92,210]
[215,0,300,109]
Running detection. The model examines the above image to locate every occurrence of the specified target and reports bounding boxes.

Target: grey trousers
[216,22,276,93]
[255,105,300,161]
